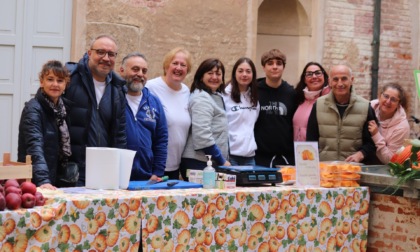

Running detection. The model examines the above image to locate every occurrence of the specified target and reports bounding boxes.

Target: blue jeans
[229,155,256,166]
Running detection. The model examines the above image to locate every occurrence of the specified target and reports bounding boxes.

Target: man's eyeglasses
[91,49,118,59]
[381,93,400,103]
[305,70,323,78]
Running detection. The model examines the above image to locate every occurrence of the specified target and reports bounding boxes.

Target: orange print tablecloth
[0,186,369,252]
[139,186,369,252]
[0,188,143,252]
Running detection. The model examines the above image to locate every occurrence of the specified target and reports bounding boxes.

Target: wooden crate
[0,153,32,181]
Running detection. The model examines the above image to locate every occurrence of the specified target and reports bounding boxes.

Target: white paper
[294,142,320,187]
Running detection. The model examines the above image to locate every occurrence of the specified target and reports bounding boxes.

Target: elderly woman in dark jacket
[18,60,72,189]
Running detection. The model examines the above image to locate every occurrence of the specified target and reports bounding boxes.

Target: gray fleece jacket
[182,89,229,163]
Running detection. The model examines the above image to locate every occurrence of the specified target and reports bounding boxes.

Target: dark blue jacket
[18,88,70,186]
[64,54,126,185]
[126,88,168,180]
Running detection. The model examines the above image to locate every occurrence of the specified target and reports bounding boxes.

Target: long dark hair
[295,62,329,105]
[190,58,226,94]
[229,57,258,107]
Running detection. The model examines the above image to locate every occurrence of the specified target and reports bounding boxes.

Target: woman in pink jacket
[293,62,330,141]
[368,83,410,164]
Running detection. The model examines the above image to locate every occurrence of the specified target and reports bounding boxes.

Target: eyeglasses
[381,93,400,103]
[305,70,323,78]
[91,49,118,59]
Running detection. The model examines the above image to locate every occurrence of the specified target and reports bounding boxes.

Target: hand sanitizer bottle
[203,155,216,189]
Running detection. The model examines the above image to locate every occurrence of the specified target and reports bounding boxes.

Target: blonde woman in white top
[146,47,192,179]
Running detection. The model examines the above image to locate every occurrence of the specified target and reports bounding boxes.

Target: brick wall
[323,0,415,115]
[367,193,420,251]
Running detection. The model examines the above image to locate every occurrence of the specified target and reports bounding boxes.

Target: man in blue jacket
[119,52,168,181]
[64,35,126,186]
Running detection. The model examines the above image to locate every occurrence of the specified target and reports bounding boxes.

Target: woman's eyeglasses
[381,93,400,103]
[305,70,323,78]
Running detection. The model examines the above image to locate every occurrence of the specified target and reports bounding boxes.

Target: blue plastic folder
[127,180,203,190]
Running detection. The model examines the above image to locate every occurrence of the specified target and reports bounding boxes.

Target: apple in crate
[6,192,21,210]
[20,181,37,195]
[35,192,46,206]
[4,179,19,188]
[5,186,22,195]
[21,193,36,208]
[0,194,5,211]
[0,185,4,196]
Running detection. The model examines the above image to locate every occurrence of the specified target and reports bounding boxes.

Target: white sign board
[294,142,320,187]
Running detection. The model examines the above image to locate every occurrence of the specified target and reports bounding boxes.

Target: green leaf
[85,208,95,220]
[228,195,235,205]
[147,203,155,213]
[299,192,305,201]
[298,234,306,245]
[212,217,220,228]
[227,241,238,251]
[108,209,115,219]
[41,243,50,251]
[130,234,137,243]
[285,213,292,222]
[17,217,26,228]
[163,216,171,226]
[173,219,181,229]
[315,193,322,203]
[248,212,256,221]
[168,201,177,213]
[58,243,70,251]
[190,227,197,237]
[83,239,91,249]
[25,229,36,239]
[246,195,253,205]
[116,219,125,230]
[191,217,198,225]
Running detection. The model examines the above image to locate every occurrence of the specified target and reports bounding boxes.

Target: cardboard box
[216,172,236,189]
[187,169,203,184]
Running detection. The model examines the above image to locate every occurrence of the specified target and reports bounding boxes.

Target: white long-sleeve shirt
[222,84,259,157]
[146,77,191,171]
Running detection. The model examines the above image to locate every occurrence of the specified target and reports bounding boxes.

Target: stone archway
[256,0,324,85]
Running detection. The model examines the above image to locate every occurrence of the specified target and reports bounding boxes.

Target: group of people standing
[17,34,411,189]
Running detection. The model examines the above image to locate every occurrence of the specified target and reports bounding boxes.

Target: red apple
[20,181,37,195]
[0,185,4,196]
[6,193,21,210]
[0,194,5,211]
[5,186,22,195]
[35,192,46,206]
[4,179,19,188]
[21,193,36,208]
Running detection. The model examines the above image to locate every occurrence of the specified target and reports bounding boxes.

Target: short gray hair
[121,52,147,67]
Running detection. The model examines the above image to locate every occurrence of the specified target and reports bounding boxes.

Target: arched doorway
[256,0,324,85]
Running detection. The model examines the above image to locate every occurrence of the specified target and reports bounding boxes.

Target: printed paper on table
[294,141,320,187]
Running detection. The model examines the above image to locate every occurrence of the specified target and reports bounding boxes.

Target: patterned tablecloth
[0,186,369,252]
